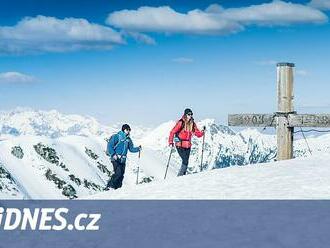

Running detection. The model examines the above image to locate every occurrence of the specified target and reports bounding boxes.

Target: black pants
[176,147,191,176]
[107,160,126,189]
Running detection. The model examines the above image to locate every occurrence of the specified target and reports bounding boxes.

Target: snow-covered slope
[0,134,170,199]
[0,135,111,199]
[90,156,330,200]
[1,108,330,199]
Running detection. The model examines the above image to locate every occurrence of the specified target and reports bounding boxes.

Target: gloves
[202,126,206,132]
[112,154,118,161]
[139,145,142,151]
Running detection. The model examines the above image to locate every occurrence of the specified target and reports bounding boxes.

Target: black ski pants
[176,147,191,176]
[107,160,126,189]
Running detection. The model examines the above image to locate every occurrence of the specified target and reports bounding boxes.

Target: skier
[168,108,205,176]
[106,124,141,190]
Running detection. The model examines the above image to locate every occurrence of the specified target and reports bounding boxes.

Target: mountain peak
[0,108,114,138]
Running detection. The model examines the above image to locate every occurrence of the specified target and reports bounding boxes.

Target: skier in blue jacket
[106,124,141,190]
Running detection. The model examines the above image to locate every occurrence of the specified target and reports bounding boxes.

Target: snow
[0,135,111,199]
[1,108,330,200]
[89,155,330,199]
[0,107,115,138]
[0,134,173,199]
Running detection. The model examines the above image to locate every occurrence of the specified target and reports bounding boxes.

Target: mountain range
[0,108,329,199]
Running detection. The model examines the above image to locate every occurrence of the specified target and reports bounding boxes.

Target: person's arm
[168,121,182,145]
[107,134,118,157]
[193,123,205,138]
[128,138,141,153]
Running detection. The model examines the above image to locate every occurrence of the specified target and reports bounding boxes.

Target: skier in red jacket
[168,108,205,176]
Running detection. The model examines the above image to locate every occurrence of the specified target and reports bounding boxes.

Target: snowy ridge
[0,107,115,138]
[0,135,163,199]
[1,109,330,199]
[90,156,330,200]
[0,135,111,199]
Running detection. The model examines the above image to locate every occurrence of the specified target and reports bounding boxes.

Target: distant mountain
[1,109,330,199]
[0,107,114,138]
[140,118,330,174]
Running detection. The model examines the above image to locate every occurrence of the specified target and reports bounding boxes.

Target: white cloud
[0,15,125,54]
[255,60,278,66]
[106,1,327,35]
[221,1,327,26]
[106,6,243,35]
[296,69,308,76]
[122,31,156,45]
[172,57,194,63]
[309,0,330,10]
[0,72,37,83]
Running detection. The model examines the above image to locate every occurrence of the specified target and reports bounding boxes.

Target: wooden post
[228,62,330,163]
[276,63,295,160]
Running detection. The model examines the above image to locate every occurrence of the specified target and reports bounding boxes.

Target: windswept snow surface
[90,156,330,199]
[0,135,174,199]
[1,108,330,199]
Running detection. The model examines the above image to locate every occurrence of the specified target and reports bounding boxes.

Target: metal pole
[136,150,141,185]
[164,148,173,179]
[200,129,206,171]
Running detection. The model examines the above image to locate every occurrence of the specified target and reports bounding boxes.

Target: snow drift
[90,155,330,200]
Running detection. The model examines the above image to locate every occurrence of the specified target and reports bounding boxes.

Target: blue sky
[0,0,330,126]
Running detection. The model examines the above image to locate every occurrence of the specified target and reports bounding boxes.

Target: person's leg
[107,160,121,189]
[117,162,126,189]
[177,147,191,176]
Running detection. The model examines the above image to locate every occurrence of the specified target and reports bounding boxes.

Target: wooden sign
[228,63,330,161]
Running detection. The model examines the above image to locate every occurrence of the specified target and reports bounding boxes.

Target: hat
[122,124,131,132]
[184,108,193,115]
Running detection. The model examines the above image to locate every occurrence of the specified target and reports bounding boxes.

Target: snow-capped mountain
[141,118,330,176]
[0,135,111,199]
[0,107,114,138]
[1,108,330,199]
[0,135,162,199]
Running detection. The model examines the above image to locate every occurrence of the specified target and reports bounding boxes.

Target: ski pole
[164,147,174,179]
[200,127,206,172]
[136,150,141,185]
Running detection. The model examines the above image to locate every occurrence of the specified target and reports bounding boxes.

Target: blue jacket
[107,131,140,163]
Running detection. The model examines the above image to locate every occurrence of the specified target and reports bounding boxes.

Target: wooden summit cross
[228,62,330,161]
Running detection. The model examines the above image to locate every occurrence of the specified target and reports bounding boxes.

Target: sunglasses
[187,113,193,116]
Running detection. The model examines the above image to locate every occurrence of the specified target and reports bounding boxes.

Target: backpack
[106,133,121,156]
[174,119,195,141]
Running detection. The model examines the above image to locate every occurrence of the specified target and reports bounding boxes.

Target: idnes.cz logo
[0,207,101,231]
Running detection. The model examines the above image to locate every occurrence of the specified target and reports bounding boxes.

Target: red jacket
[168,118,204,148]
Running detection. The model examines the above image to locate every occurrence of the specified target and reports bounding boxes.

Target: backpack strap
[174,119,185,147]
[113,134,120,150]
[175,119,185,137]
[176,119,196,135]
[175,119,196,145]
[192,119,196,132]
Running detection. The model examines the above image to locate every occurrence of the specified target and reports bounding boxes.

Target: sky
[0,0,330,126]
